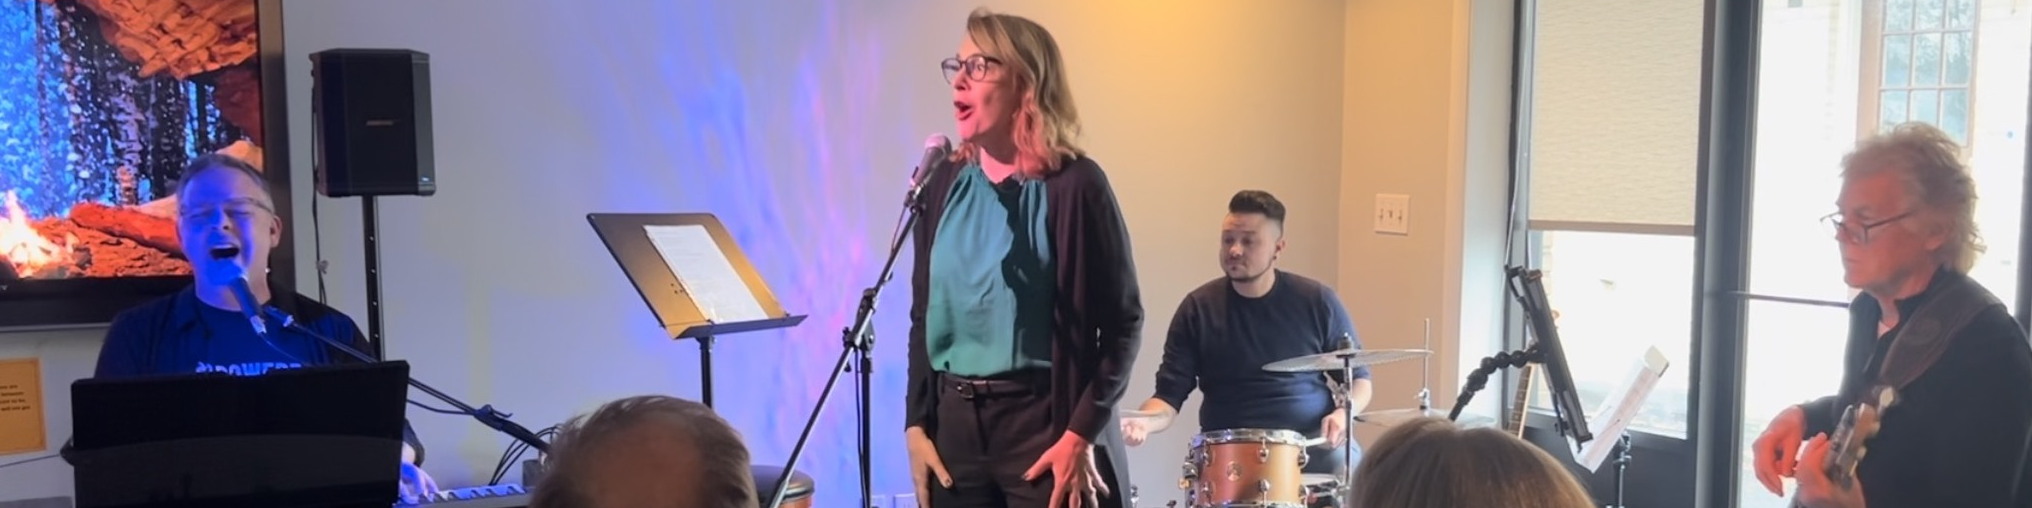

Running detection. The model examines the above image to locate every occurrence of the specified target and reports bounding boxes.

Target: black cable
[0,453,59,470]
[490,426,558,486]
[409,399,469,416]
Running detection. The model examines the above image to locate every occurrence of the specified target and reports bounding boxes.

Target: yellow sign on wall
[0,357,46,455]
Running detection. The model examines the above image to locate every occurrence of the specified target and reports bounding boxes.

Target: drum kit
[1125,342,1483,508]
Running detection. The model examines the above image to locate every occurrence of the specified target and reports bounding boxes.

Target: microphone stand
[261,307,551,453]
[768,182,927,508]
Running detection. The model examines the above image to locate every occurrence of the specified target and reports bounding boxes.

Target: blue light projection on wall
[552,1,927,506]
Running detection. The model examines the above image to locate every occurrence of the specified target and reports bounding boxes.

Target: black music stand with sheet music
[588,213,807,408]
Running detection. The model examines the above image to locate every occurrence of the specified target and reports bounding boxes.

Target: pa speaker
[311,49,435,197]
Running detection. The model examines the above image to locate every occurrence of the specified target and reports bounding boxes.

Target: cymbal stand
[1337,353,1358,495]
[1416,318,1432,411]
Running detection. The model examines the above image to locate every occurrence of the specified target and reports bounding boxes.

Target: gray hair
[175,153,275,211]
[530,395,756,508]
[1840,122,1984,273]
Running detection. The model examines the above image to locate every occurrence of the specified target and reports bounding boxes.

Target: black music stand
[588,213,806,407]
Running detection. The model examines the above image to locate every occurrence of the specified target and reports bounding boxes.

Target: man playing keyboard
[87,154,438,500]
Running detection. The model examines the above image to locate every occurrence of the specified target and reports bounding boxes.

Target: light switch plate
[1375,193,1410,235]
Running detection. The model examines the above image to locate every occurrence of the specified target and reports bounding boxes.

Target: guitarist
[1119,190,1375,478]
[1750,123,2032,507]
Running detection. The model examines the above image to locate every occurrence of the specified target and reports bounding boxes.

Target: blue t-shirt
[925,164,1056,377]
[87,285,426,464]
[94,287,369,379]
[1152,271,1371,435]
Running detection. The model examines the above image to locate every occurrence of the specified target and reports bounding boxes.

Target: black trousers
[930,370,1061,508]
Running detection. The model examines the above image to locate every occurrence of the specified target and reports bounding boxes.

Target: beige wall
[1339,0,1515,446]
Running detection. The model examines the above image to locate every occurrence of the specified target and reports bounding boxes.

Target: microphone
[209,246,267,336]
[906,134,953,207]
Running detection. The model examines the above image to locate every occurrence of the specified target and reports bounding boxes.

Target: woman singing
[904,7,1143,508]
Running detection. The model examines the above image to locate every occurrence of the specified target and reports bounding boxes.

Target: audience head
[173,153,279,287]
[531,395,755,508]
[1833,122,1982,293]
[1221,190,1286,282]
[1351,417,1595,508]
[948,7,1081,175]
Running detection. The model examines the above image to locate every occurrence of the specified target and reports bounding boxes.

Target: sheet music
[642,225,769,324]
[1572,345,1671,472]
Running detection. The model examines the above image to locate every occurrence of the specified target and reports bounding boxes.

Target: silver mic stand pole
[1417,318,1432,411]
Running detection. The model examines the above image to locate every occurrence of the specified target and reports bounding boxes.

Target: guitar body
[1789,385,1898,508]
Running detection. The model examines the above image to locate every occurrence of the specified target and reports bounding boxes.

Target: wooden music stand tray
[588,213,806,407]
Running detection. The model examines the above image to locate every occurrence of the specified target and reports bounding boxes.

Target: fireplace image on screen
[0,0,267,282]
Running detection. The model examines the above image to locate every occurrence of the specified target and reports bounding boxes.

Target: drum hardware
[1180,428,1309,507]
[1258,348,1431,373]
[1264,334,1413,506]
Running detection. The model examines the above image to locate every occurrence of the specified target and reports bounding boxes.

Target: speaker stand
[362,195,386,359]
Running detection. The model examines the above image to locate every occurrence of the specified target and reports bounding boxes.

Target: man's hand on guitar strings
[1794,433,1868,508]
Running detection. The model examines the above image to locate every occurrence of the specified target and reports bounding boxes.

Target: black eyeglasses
[1822,210,1915,245]
[941,55,1001,84]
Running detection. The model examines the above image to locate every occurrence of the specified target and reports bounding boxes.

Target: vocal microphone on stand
[907,133,953,207]
[211,246,268,337]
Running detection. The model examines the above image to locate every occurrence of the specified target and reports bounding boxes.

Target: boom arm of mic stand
[262,308,551,453]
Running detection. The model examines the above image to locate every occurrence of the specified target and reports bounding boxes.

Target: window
[1513,0,1705,442]
[1527,231,1694,438]
[1860,0,1978,143]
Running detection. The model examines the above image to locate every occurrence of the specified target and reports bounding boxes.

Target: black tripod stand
[768,178,932,508]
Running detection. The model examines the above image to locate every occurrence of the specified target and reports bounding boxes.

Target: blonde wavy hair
[954,8,1083,176]
[1351,417,1597,508]
[1840,122,1984,273]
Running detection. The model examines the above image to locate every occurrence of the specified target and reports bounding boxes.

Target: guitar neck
[1506,363,1537,437]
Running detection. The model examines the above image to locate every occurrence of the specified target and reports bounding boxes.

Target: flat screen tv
[0,0,293,329]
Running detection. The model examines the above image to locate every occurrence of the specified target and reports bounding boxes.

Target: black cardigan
[905,154,1143,496]
[1799,268,2032,506]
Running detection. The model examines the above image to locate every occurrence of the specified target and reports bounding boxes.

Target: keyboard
[397,483,531,507]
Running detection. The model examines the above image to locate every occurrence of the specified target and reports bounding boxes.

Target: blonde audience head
[1351,417,1595,508]
[530,395,756,508]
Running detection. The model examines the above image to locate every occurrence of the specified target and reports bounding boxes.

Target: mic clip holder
[261,307,550,453]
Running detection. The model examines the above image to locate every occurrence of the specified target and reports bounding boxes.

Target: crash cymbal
[1261,348,1431,373]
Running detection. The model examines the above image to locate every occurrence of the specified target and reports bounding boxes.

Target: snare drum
[751,465,815,508]
[1179,428,1310,508]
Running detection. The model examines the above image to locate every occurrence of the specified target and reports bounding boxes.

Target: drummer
[1122,190,1373,476]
